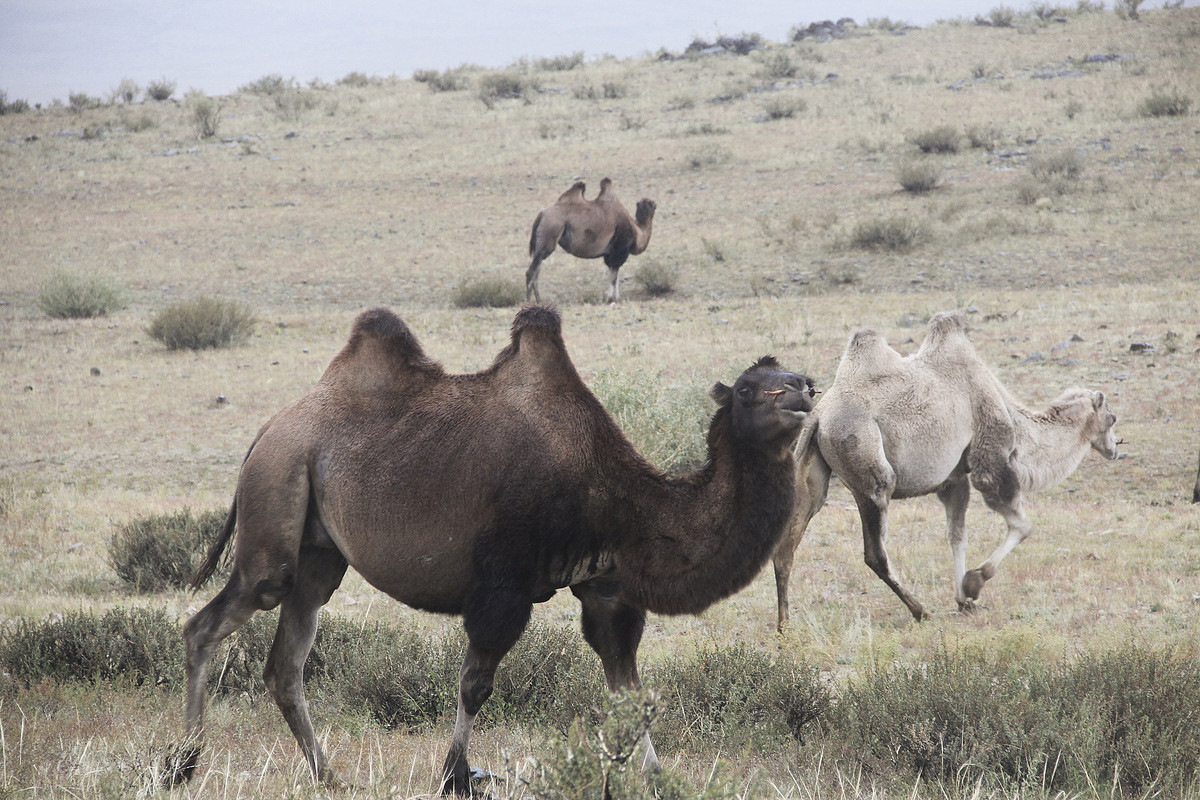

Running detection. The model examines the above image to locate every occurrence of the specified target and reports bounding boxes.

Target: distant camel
[526,178,656,303]
[170,305,814,795]
[772,311,1120,629]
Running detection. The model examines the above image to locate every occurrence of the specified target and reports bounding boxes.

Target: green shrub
[987,5,1018,26]
[652,643,830,752]
[0,607,180,688]
[763,97,806,120]
[272,88,320,121]
[123,110,157,132]
[1,91,32,115]
[590,368,710,473]
[634,261,678,297]
[81,122,108,140]
[534,52,584,71]
[338,71,373,87]
[684,143,732,170]
[897,159,942,193]
[530,689,737,800]
[910,125,960,153]
[187,92,220,139]
[109,508,229,592]
[240,73,291,95]
[36,270,127,319]
[68,92,100,113]
[1115,0,1145,19]
[758,50,797,81]
[452,277,524,308]
[478,70,536,107]
[145,78,176,101]
[1138,89,1192,117]
[414,67,470,92]
[848,216,927,251]
[146,296,256,350]
[111,78,139,104]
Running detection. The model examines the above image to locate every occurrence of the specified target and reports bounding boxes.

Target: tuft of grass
[110,78,139,104]
[684,143,732,170]
[634,261,679,297]
[68,92,100,113]
[239,73,292,95]
[108,508,229,592]
[910,125,961,153]
[1138,89,1192,117]
[897,159,942,193]
[452,277,524,308]
[763,97,807,120]
[478,70,537,108]
[0,91,32,115]
[848,216,928,251]
[36,270,127,318]
[758,50,798,81]
[146,296,256,350]
[413,66,471,92]
[337,71,373,87]
[534,52,585,72]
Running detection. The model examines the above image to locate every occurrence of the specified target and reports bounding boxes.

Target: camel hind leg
[526,214,562,302]
[936,474,974,611]
[263,544,348,784]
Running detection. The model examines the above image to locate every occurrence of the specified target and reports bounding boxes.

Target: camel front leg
[605,266,621,302]
[525,258,543,303]
[773,446,831,632]
[935,475,973,612]
[441,645,508,796]
[572,580,658,772]
[962,494,1032,603]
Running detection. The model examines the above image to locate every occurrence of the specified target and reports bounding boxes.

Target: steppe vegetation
[1,3,1198,798]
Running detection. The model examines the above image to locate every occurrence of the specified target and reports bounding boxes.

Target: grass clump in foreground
[146,296,256,350]
[109,507,229,592]
[847,215,928,251]
[1138,89,1193,117]
[36,270,127,318]
[897,159,942,193]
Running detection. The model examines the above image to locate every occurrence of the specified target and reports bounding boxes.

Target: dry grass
[2,6,1199,798]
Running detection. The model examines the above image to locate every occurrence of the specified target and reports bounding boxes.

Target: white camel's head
[1060,388,1120,460]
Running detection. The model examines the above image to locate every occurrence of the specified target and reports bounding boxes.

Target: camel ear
[711,382,733,407]
[1092,390,1105,410]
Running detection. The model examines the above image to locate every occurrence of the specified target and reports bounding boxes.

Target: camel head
[635,198,656,226]
[711,356,815,448]
[1056,387,1121,460]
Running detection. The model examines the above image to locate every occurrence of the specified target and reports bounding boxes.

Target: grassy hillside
[1,5,1198,798]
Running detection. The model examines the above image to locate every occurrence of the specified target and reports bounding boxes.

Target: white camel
[772,310,1121,628]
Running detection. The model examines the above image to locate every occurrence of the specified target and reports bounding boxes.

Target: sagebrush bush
[0,91,32,115]
[338,71,373,87]
[147,296,256,350]
[1138,89,1192,117]
[685,143,733,169]
[111,78,139,104]
[763,97,806,120]
[478,70,536,107]
[652,643,830,752]
[758,50,797,81]
[0,607,180,688]
[36,270,127,318]
[534,52,584,71]
[590,368,710,473]
[109,508,228,592]
[848,216,927,251]
[145,78,175,101]
[68,92,100,113]
[897,159,942,193]
[634,261,679,297]
[452,277,524,308]
[414,67,470,92]
[187,92,220,139]
[240,73,292,95]
[910,125,961,153]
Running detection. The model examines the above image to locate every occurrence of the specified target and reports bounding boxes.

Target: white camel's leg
[962,495,1032,602]
[935,476,973,611]
[572,581,659,772]
[854,489,928,621]
[263,546,348,785]
[773,447,831,632]
[605,266,621,303]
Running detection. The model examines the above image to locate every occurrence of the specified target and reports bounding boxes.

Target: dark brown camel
[170,305,814,795]
[772,311,1120,629]
[526,178,656,303]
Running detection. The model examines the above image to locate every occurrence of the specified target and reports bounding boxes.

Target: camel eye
[737,385,753,399]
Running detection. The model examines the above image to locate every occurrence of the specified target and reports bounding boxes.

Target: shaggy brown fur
[526,178,655,302]
[170,305,814,795]
[772,310,1120,629]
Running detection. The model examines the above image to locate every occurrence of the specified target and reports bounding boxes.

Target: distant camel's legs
[572,580,659,772]
[961,491,1032,603]
[525,257,545,303]
[936,475,973,611]
[773,450,831,632]
[263,545,348,784]
[526,218,563,302]
[173,572,276,784]
[605,266,621,302]
[855,488,929,621]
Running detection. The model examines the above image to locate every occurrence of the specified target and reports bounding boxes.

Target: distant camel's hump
[558,181,587,202]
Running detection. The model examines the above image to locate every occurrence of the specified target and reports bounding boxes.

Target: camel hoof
[163,743,201,786]
[962,569,987,600]
[957,598,979,614]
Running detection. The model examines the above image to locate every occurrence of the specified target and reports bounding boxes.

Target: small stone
[90,366,101,376]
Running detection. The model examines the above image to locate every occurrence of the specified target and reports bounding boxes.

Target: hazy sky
[0,1,1186,105]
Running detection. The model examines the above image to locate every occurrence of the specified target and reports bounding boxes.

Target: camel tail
[190,495,236,590]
